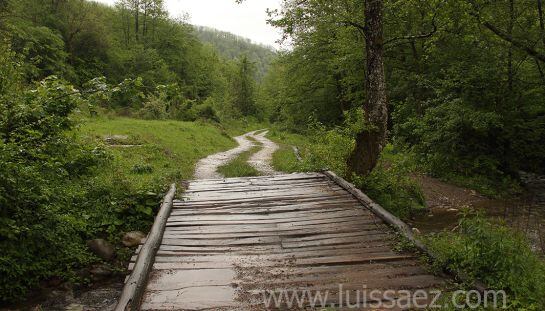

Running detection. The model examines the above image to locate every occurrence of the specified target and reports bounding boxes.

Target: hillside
[194,26,276,79]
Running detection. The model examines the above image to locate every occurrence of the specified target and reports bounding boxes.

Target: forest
[1,0,545,309]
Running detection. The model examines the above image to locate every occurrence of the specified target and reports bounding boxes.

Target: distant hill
[193,26,276,79]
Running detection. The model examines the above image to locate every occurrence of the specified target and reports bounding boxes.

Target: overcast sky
[92,0,283,48]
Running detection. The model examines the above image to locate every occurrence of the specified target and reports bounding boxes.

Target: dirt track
[193,130,280,179]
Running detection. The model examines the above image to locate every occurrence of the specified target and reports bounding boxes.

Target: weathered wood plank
[132,173,448,310]
[114,184,176,311]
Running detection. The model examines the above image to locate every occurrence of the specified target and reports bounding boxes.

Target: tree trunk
[348,0,388,176]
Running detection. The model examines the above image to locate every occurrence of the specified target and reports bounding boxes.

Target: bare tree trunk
[348,0,388,176]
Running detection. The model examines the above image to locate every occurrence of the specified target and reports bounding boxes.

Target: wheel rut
[193,130,280,179]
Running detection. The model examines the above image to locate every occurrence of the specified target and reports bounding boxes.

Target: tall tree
[347,0,388,176]
[230,55,257,116]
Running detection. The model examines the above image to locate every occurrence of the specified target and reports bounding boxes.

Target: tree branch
[468,0,545,63]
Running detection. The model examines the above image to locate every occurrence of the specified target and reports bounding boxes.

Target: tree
[255,0,388,175]
[347,0,388,176]
[230,55,257,116]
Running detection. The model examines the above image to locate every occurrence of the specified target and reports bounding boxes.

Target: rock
[104,135,129,145]
[65,303,84,311]
[89,264,113,277]
[122,231,146,247]
[412,228,421,235]
[447,208,458,212]
[87,239,115,261]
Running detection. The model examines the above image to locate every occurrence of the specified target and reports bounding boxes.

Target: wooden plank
[114,184,176,311]
[134,173,450,310]
[167,206,366,221]
[166,212,372,226]
[162,225,386,240]
[146,253,415,270]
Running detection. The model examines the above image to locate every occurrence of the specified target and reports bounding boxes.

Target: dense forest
[1,0,545,308]
[259,0,545,193]
[194,26,276,78]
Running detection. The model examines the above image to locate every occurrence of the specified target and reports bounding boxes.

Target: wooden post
[114,183,176,311]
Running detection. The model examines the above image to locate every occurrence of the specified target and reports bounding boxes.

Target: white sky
[92,0,283,48]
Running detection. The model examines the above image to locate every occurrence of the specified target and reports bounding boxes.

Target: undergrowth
[269,124,426,220]
[426,212,545,309]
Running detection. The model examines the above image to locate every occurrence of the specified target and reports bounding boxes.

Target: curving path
[247,130,280,176]
[193,130,280,179]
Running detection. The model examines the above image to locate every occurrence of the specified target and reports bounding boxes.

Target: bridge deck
[136,173,445,310]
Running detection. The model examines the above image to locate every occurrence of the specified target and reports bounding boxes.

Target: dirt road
[193,130,280,179]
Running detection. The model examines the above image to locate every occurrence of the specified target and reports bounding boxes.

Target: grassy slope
[78,118,236,187]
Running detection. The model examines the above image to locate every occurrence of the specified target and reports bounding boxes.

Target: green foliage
[2,0,271,123]
[194,26,276,79]
[427,214,545,308]
[229,55,258,117]
[260,0,545,196]
[9,24,68,80]
[269,125,425,220]
[352,155,426,219]
[0,47,99,301]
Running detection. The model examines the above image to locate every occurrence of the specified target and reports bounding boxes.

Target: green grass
[78,117,236,187]
[272,145,301,173]
[217,145,262,178]
[426,215,545,308]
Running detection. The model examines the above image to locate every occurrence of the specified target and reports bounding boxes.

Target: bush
[137,95,168,120]
[353,167,426,219]
[277,119,425,219]
[427,214,545,308]
[0,46,163,302]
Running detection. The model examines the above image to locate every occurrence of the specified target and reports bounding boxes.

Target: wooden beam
[322,170,428,251]
[114,183,177,311]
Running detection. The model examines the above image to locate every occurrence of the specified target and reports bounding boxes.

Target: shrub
[137,95,168,120]
[353,167,426,220]
[193,103,220,122]
[427,214,545,308]
[0,46,163,302]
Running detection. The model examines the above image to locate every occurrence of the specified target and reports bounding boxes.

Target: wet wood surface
[137,173,446,310]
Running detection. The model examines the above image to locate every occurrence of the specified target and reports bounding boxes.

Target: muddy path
[193,130,280,179]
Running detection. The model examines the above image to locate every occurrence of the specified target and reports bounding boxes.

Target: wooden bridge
[115,172,446,310]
